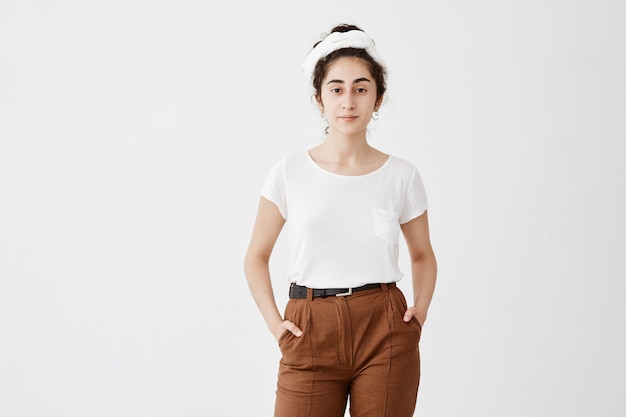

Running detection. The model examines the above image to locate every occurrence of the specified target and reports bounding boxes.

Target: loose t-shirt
[261,151,428,289]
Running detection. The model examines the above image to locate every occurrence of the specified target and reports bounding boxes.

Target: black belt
[289,282,395,299]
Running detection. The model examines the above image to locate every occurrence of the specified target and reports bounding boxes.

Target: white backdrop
[1,1,624,416]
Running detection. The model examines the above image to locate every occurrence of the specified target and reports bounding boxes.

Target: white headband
[301,30,385,84]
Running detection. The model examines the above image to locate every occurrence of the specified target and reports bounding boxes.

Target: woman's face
[317,57,382,138]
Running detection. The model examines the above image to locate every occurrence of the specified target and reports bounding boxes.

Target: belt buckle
[335,288,353,297]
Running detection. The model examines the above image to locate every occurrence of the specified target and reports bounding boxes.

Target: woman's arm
[400,210,437,327]
[244,197,302,341]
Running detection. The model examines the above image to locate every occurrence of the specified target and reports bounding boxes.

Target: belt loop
[306,287,313,301]
[380,283,389,292]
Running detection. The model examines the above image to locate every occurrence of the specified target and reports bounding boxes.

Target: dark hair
[311,24,387,105]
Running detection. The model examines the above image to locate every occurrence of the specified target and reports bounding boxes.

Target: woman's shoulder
[385,154,421,175]
[263,152,310,180]
[266,151,308,167]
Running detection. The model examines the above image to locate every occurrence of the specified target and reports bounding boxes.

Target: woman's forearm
[411,252,437,325]
[244,255,284,333]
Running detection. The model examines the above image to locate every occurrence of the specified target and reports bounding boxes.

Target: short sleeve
[399,167,428,224]
[260,159,287,219]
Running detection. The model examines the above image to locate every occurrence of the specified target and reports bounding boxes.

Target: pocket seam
[277,329,291,347]
[373,208,401,245]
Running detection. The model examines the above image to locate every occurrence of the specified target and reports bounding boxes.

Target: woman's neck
[308,134,387,176]
[320,134,372,165]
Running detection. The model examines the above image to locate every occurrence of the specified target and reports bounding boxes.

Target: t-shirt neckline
[305,151,392,178]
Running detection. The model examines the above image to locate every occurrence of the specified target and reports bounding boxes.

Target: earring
[321,111,329,135]
[372,111,379,121]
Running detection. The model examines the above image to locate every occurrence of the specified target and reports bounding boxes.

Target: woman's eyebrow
[326,77,372,85]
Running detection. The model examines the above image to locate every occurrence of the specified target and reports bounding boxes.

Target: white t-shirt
[261,151,428,289]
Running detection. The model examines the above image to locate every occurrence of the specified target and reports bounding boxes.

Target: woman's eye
[356,88,367,93]
[331,88,341,93]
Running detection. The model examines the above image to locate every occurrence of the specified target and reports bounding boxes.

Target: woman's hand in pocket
[272,320,303,342]
[403,306,425,328]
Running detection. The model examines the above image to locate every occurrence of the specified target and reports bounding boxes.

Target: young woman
[244,24,437,417]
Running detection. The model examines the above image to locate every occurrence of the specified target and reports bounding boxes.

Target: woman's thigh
[274,298,351,417]
[348,287,421,417]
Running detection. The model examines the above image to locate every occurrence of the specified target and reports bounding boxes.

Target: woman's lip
[339,115,358,120]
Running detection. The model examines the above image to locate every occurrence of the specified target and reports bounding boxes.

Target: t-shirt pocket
[373,208,401,245]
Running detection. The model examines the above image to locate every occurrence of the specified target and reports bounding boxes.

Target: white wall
[1,1,624,416]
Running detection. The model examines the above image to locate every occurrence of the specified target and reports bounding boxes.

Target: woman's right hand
[272,320,303,342]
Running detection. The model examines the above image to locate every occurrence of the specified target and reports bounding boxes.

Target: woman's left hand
[403,306,425,327]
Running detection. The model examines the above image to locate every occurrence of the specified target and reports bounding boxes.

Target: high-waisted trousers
[274,283,421,417]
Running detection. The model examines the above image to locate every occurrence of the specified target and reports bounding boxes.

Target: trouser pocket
[388,287,422,343]
[278,299,310,366]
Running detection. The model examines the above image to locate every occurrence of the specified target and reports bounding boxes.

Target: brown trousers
[275,284,421,417]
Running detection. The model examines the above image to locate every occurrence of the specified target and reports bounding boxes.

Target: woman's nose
[342,94,355,109]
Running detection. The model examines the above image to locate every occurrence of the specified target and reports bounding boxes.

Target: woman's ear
[315,95,324,112]
[374,95,384,112]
